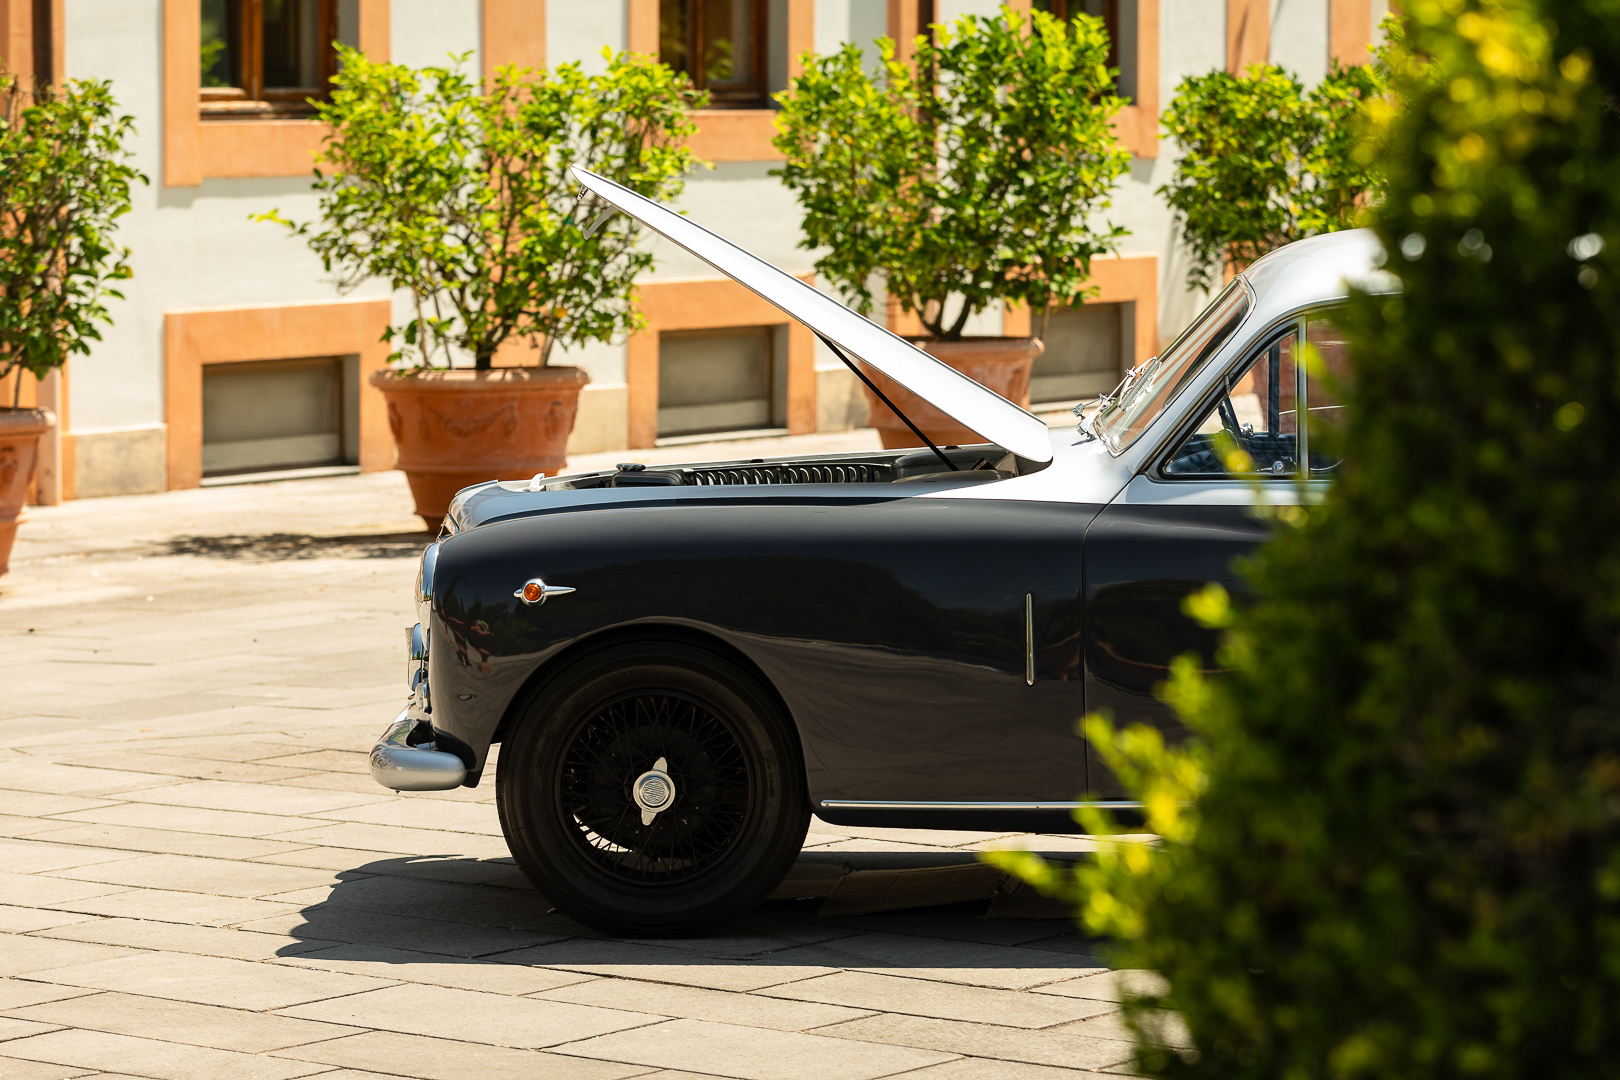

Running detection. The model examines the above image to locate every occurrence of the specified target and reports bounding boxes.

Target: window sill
[200,102,319,121]
[686,109,783,163]
[196,118,326,179]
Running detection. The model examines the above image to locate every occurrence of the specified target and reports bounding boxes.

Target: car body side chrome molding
[818,799,1144,811]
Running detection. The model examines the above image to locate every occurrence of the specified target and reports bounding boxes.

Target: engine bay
[523,444,1039,492]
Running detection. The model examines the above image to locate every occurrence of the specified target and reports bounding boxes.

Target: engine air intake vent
[685,462,895,486]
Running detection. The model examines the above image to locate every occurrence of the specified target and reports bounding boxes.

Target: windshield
[1093,280,1252,454]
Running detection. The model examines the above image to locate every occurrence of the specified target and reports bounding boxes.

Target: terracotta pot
[860,337,1044,451]
[0,407,56,578]
[371,367,590,530]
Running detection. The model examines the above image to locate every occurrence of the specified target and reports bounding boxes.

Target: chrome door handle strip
[1024,593,1035,686]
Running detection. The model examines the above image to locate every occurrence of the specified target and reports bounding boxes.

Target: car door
[1081,311,1349,798]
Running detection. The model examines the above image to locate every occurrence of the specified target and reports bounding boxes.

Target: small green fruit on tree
[993,1,1620,1077]
[1159,57,1388,291]
[773,8,1130,340]
[0,74,142,403]
[263,47,705,371]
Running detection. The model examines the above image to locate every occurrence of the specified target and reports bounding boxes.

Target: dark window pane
[659,0,762,100]
[263,0,321,89]
[201,0,240,88]
[660,0,690,74]
[700,0,753,87]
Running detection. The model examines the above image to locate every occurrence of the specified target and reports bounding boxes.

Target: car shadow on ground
[273,851,1106,971]
[163,531,433,561]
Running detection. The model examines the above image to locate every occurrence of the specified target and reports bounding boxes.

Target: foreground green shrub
[1159,57,1387,290]
[993,1,1620,1076]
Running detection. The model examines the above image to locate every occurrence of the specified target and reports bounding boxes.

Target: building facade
[0,0,1388,502]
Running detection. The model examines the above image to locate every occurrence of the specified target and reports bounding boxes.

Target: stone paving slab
[0,452,1146,1080]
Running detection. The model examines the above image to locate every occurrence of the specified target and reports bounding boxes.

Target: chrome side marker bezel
[514,577,577,606]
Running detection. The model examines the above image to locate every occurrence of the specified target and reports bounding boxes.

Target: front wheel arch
[492,622,804,771]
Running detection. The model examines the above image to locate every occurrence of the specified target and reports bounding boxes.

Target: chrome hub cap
[633,756,677,825]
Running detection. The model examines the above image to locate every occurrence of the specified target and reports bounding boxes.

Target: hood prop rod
[817,334,958,472]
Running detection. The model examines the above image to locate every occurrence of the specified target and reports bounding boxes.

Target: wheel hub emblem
[633,756,676,825]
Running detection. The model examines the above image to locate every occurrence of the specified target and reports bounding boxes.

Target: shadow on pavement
[274,851,1104,969]
[163,531,432,561]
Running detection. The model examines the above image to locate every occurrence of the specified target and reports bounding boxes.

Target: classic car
[368,166,1383,934]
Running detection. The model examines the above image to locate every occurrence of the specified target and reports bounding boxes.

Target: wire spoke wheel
[560,691,751,883]
[497,641,809,935]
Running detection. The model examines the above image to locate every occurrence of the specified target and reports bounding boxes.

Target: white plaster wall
[813,0,888,61]
[649,163,814,281]
[1270,0,1328,85]
[525,3,628,381]
[545,0,626,71]
[65,1,398,433]
[391,0,481,70]
[1145,0,1228,344]
[936,0,1002,24]
[1372,0,1391,44]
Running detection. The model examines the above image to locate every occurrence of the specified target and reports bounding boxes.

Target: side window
[201,0,337,119]
[659,0,767,108]
[1304,314,1352,477]
[1161,327,1300,480]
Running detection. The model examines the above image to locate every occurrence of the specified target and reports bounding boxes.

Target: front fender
[426,495,1098,796]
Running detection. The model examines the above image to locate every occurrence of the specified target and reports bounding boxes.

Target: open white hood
[570,167,1054,464]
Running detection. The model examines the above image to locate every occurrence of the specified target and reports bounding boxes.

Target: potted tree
[774,8,1130,448]
[266,48,704,529]
[0,73,142,577]
[1158,56,1389,291]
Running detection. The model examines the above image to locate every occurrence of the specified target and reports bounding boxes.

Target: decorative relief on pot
[0,447,18,494]
[421,399,520,441]
[387,401,404,440]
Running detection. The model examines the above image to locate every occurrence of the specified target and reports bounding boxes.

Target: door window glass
[1161,328,1299,479]
[1305,314,1352,477]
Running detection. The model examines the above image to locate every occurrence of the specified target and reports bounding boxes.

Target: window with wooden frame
[199,0,337,119]
[659,0,768,108]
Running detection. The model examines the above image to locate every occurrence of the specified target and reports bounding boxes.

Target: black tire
[496,642,809,936]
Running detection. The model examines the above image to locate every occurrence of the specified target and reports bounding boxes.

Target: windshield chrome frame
[1087,277,1256,457]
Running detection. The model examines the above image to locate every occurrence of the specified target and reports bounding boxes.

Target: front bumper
[369,710,467,791]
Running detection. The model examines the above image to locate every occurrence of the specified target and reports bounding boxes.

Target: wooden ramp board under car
[769,853,1080,919]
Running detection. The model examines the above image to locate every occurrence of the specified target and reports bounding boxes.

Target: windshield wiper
[1074,358,1153,442]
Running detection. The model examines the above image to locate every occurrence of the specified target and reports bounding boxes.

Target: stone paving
[0,429,1145,1080]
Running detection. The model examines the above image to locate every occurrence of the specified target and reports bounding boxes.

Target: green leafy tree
[263,47,705,371]
[1159,57,1388,291]
[0,74,142,403]
[992,1,1620,1076]
[773,7,1129,340]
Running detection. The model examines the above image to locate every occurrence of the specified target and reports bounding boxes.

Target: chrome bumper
[368,710,467,791]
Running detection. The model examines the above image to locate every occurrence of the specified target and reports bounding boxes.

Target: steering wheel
[1215,387,1246,447]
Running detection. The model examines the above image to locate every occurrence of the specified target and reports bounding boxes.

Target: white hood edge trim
[570,167,1054,464]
